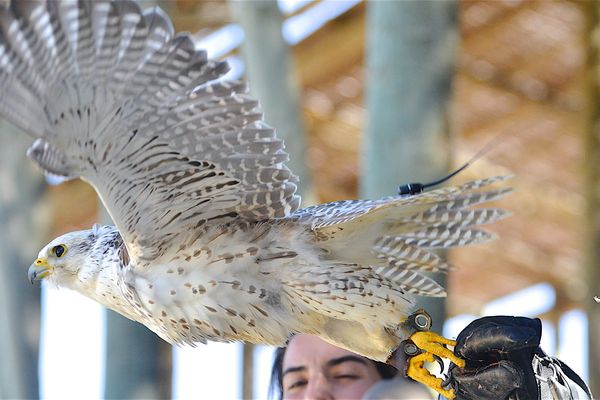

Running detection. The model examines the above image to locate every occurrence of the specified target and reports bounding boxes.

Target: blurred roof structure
[288,0,589,318]
[282,0,588,318]
[450,0,588,318]
[48,0,589,319]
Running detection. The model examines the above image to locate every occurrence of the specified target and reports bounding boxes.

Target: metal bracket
[407,308,433,332]
[401,309,433,359]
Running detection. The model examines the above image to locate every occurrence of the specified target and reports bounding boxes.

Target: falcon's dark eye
[53,245,66,258]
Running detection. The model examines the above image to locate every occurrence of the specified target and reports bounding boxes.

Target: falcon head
[28,226,104,286]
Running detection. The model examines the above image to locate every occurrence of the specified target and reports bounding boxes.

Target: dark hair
[269,344,397,400]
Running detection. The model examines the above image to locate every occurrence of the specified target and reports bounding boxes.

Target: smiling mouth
[28,259,51,284]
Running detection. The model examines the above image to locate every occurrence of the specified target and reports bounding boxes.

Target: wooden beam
[293,5,366,89]
[581,0,600,393]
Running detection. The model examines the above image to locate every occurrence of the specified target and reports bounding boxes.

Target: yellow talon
[407,352,456,399]
[405,331,465,399]
[410,331,465,368]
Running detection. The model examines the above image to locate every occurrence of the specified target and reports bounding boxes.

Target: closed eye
[287,379,307,390]
[334,374,359,380]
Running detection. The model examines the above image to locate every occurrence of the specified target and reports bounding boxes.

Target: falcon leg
[406,331,465,399]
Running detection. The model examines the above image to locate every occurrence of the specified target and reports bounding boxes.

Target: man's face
[282,334,381,399]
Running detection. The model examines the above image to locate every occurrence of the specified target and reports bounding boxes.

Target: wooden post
[362,1,458,333]
[0,121,47,399]
[581,0,600,393]
[103,311,172,398]
[242,342,254,399]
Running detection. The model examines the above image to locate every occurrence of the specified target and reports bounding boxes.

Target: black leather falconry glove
[444,316,592,400]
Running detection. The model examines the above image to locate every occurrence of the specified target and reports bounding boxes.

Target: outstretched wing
[0,0,300,264]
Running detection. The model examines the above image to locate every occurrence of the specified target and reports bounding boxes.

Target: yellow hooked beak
[28,258,52,284]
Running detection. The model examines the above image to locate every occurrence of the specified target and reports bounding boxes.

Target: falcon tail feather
[303,177,511,296]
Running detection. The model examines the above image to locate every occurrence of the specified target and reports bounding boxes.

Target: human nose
[303,373,334,400]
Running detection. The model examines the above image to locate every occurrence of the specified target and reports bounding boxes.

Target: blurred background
[1,0,599,398]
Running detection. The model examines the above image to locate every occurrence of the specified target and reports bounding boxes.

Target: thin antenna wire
[397,130,513,195]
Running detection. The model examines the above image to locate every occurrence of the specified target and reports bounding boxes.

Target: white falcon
[0,1,509,398]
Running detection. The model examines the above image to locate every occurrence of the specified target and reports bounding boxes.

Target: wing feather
[0,0,300,265]
[299,177,510,294]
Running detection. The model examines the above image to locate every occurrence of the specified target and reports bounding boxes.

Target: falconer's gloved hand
[445,316,592,400]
